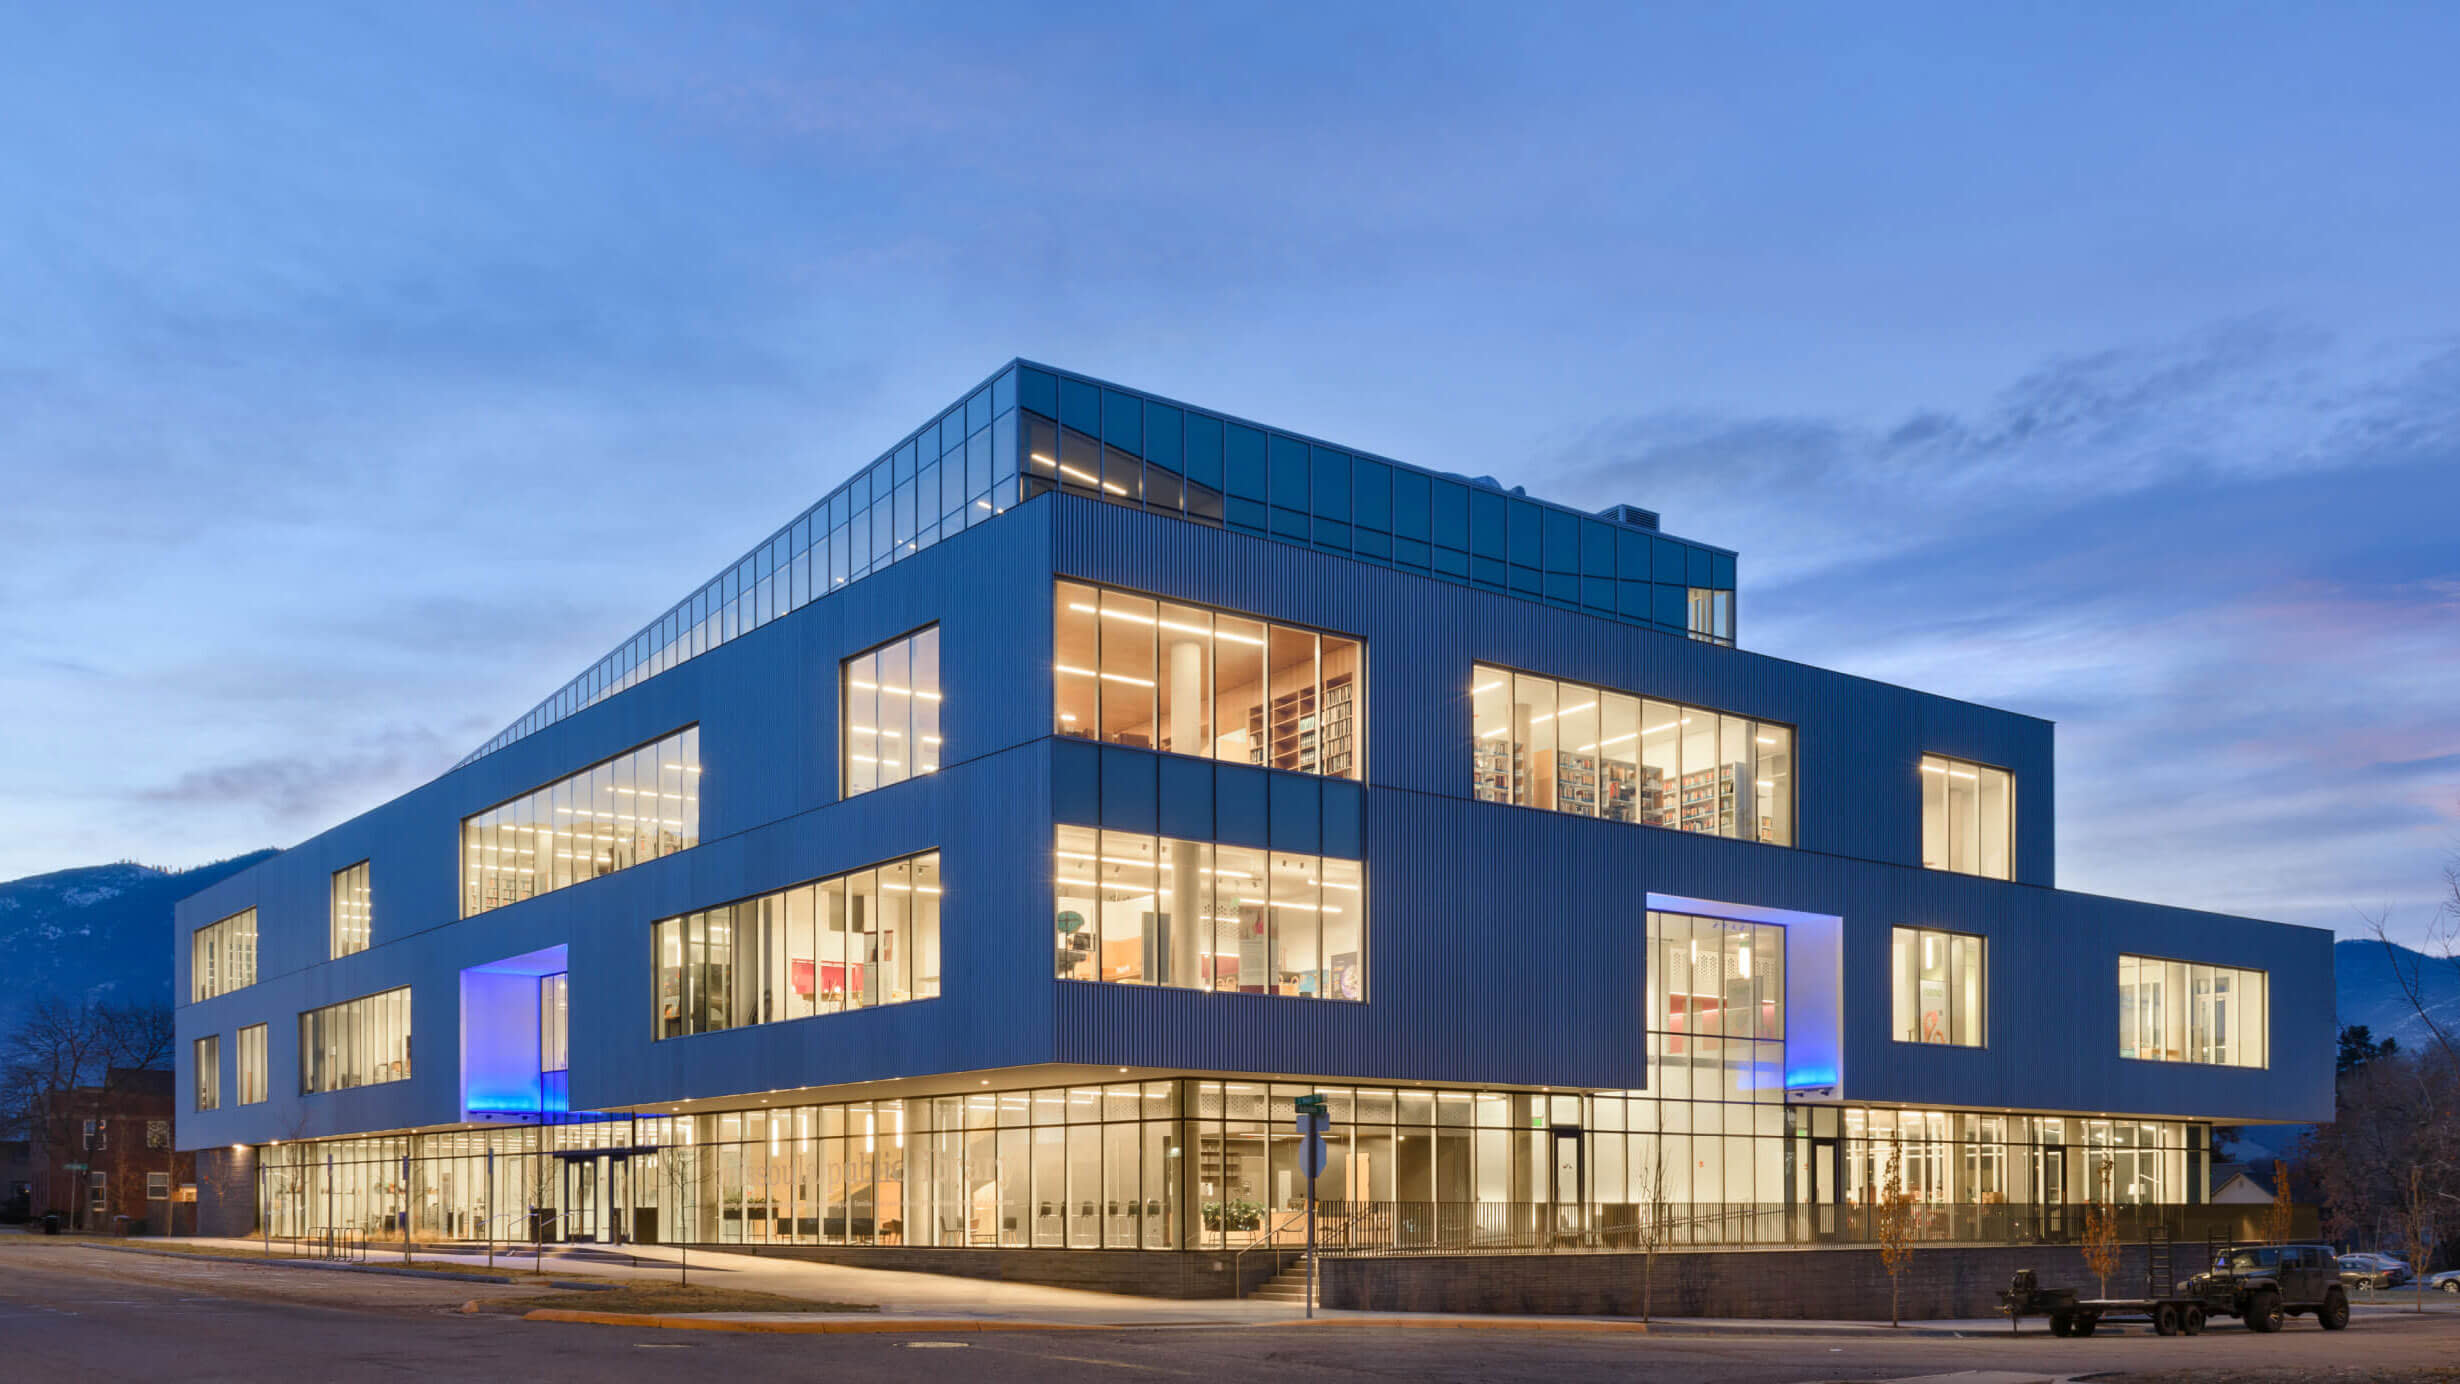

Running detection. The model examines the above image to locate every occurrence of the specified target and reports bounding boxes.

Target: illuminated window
[1055,582,1360,780]
[329,861,371,958]
[1473,664,1793,845]
[191,909,257,1001]
[1919,755,2012,879]
[237,1024,269,1105]
[2120,955,2266,1068]
[843,627,941,797]
[461,727,700,918]
[540,973,569,1073]
[653,851,941,1040]
[193,1035,220,1112]
[1891,927,1985,1046]
[1055,827,1364,1000]
[298,988,412,1094]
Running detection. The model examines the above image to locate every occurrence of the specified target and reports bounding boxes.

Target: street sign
[1292,1095,1329,1318]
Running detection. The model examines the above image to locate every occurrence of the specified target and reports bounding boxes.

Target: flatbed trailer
[2051,1293,2219,1336]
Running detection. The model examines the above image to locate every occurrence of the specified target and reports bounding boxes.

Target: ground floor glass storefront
[254,1079,2209,1253]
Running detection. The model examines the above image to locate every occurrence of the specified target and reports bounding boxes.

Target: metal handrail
[1232,1208,1313,1297]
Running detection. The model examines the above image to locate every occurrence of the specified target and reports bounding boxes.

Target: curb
[1293,1316,1651,1334]
[79,1242,518,1285]
[522,1310,1107,1334]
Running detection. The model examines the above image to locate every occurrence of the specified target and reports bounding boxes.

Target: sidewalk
[153,1236,2050,1335]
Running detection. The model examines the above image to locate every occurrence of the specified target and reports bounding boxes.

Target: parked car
[2337,1252,2411,1289]
[2426,1269,2460,1294]
[2181,1243,2352,1331]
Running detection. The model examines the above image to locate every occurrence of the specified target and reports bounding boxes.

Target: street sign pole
[1294,1094,1329,1317]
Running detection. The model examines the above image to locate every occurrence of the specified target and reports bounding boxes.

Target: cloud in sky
[2,3,2456,940]
[1534,324,2460,936]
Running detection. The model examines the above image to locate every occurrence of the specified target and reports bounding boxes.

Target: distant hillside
[2334,937,2460,1057]
[0,851,277,1031]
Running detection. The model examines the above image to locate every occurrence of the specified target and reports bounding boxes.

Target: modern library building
[175,360,2333,1288]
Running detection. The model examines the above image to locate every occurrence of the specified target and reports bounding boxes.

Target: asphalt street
[4,1238,2458,1383]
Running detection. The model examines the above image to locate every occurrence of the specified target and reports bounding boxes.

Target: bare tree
[0,997,175,1222]
[2403,1164,2435,1313]
[1632,1137,1668,1322]
[1877,1141,1914,1327]
[657,1143,697,1286]
[2082,1159,2122,1301]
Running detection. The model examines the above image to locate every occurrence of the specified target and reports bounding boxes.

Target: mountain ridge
[0,851,279,1031]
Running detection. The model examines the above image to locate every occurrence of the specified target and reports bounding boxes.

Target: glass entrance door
[2038,1147,2066,1242]
[1549,1127,1584,1244]
[563,1157,597,1242]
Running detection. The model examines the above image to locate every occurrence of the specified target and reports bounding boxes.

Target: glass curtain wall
[298,988,412,1094]
[192,909,258,1001]
[1054,581,1363,780]
[1836,1109,2198,1240]
[462,727,701,917]
[257,1082,2209,1251]
[843,626,942,796]
[461,370,1023,770]
[1055,827,1364,999]
[1919,755,2013,878]
[329,861,372,958]
[653,851,942,1039]
[1472,665,1793,845]
[1890,927,1986,1046]
[2119,955,2267,1067]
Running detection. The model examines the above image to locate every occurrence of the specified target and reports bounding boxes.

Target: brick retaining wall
[721,1243,1304,1299]
[1322,1244,2159,1320]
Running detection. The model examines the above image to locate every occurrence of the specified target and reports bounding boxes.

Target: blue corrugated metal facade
[173,360,2332,1252]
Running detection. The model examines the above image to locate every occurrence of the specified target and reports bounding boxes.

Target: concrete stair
[1249,1262,1317,1306]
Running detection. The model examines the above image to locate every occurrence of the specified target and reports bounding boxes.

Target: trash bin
[40,1213,60,1235]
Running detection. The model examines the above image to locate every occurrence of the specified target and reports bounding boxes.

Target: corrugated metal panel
[174,487,2330,1151]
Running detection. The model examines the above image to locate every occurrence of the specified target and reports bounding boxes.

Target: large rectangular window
[298,987,413,1094]
[191,909,258,1001]
[843,626,942,797]
[330,861,372,958]
[1055,582,1362,780]
[540,973,570,1073]
[653,851,941,1040]
[238,1023,268,1105]
[1891,927,1986,1046]
[462,727,700,917]
[1472,665,1794,845]
[1920,755,2012,879]
[193,1035,220,1112]
[1055,827,1365,1000]
[2119,955,2267,1068]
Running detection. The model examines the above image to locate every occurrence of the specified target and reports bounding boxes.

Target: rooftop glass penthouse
[177,360,2329,1290]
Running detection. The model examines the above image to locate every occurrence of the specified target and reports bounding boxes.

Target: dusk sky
[5,4,2455,940]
